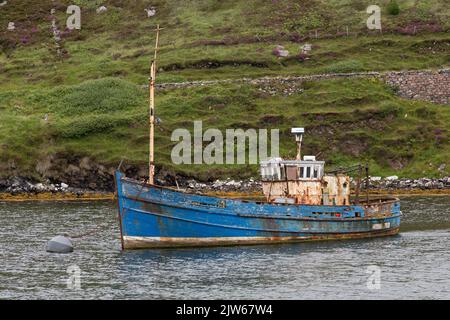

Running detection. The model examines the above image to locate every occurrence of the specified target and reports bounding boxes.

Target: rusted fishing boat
[114,26,401,249]
[115,145,401,249]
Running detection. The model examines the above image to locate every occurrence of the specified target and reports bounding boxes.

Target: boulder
[273,45,289,57]
[46,235,73,253]
[35,183,46,192]
[96,6,107,14]
[145,7,156,17]
[385,175,399,181]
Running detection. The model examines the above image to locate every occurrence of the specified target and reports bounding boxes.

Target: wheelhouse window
[306,166,311,178]
[260,159,324,181]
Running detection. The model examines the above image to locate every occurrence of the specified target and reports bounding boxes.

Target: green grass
[0,77,448,180]
[1,33,449,89]
[0,0,449,181]
[0,1,449,89]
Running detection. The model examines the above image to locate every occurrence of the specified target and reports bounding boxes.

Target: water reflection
[0,196,449,299]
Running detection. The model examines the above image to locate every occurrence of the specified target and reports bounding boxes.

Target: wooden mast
[365,162,370,204]
[149,24,163,184]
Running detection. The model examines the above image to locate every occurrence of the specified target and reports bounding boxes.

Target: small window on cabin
[286,166,298,180]
[313,166,318,178]
[299,166,304,178]
[280,167,286,180]
[306,166,311,178]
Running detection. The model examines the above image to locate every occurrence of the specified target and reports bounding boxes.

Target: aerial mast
[291,128,305,160]
[148,24,163,184]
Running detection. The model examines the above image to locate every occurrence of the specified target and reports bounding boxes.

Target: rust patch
[123,228,400,249]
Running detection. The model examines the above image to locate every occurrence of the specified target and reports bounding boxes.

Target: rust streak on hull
[123,227,400,249]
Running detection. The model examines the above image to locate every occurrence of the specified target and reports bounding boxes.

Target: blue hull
[115,171,401,249]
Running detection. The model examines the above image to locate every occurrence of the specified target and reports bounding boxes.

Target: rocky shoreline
[0,176,92,196]
[1,175,449,198]
[183,176,450,193]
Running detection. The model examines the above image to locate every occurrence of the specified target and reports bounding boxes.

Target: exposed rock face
[383,69,450,105]
[0,158,162,193]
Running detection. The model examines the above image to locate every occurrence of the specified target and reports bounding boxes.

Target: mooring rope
[68,221,116,239]
[68,159,151,240]
[68,177,121,239]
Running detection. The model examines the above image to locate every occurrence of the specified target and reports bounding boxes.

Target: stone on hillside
[35,183,46,192]
[273,45,289,57]
[0,1,8,7]
[301,43,312,54]
[145,7,156,17]
[7,22,15,31]
[385,175,398,181]
[96,6,107,14]
[187,179,196,189]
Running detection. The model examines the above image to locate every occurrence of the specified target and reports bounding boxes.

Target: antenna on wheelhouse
[148,24,163,184]
[291,128,305,160]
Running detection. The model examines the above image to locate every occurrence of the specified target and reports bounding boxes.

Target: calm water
[1,196,449,300]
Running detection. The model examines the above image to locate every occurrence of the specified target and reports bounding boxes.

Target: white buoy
[46,235,73,253]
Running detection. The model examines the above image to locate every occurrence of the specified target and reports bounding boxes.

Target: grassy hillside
[0,0,449,182]
[1,0,449,89]
[1,77,449,180]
